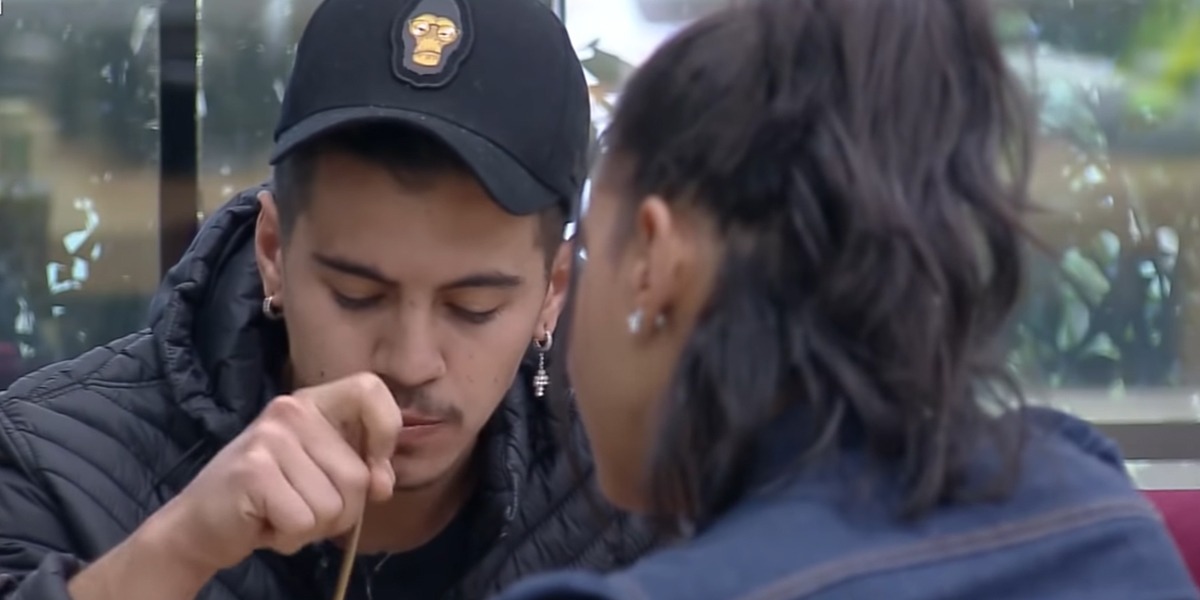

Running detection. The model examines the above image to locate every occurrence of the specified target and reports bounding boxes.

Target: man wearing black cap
[0,0,655,599]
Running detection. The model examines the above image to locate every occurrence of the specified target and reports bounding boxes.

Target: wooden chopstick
[332,512,366,600]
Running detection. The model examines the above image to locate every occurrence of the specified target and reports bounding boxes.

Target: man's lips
[400,413,443,427]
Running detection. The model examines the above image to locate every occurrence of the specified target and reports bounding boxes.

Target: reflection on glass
[198,0,320,215]
[0,1,160,388]
[566,0,1200,421]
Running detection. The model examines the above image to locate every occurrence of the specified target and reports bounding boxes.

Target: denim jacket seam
[731,497,1158,600]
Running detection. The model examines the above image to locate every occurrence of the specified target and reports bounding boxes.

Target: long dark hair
[599,0,1036,526]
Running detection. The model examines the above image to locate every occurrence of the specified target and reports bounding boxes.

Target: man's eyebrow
[312,252,396,285]
[440,271,524,291]
[313,253,522,290]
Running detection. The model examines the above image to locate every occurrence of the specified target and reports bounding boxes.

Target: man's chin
[388,456,463,493]
[390,477,446,493]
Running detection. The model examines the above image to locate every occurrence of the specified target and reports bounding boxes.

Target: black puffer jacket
[0,188,656,599]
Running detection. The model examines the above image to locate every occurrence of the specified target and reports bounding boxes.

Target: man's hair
[601,0,1035,525]
[272,124,567,268]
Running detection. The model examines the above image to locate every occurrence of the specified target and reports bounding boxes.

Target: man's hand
[166,372,403,568]
[68,373,403,600]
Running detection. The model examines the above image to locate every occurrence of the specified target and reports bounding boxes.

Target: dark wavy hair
[596,0,1036,526]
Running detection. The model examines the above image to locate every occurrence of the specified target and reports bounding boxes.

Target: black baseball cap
[271,0,591,216]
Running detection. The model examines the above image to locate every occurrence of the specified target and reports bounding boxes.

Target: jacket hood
[149,185,276,443]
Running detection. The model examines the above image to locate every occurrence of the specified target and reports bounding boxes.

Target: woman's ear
[632,196,683,321]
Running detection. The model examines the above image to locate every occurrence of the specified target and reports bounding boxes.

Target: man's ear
[536,240,574,337]
[255,190,286,301]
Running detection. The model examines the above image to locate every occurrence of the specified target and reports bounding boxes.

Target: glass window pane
[198,0,322,216]
[565,0,1200,428]
[1129,461,1200,490]
[0,1,160,387]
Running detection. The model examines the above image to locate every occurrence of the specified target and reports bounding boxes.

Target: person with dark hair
[0,0,655,599]
[489,0,1200,598]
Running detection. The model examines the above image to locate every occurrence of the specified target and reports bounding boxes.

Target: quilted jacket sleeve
[0,463,85,600]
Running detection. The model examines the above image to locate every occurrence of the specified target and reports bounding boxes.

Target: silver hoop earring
[262,295,284,321]
[532,329,553,397]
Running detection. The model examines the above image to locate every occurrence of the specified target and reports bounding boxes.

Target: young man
[0,0,655,598]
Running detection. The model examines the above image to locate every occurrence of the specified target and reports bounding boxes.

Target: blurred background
[2,0,1200,485]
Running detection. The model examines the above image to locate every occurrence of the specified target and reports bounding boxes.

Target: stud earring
[262,295,283,321]
[627,309,644,335]
[627,308,666,335]
[532,329,553,397]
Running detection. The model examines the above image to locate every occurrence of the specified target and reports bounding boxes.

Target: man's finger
[299,373,403,479]
[254,455,317,552]
[269,423,349,534]
[287,403,377,516]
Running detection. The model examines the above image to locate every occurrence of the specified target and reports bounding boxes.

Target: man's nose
[373,313,446,389]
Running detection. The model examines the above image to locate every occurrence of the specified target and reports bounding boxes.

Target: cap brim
[270,107,561,216]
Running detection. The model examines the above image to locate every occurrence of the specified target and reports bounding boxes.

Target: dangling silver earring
[262,295,284,321]
[532,329,553,397]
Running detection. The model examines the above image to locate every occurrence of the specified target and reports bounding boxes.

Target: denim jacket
[496,408,1198,600]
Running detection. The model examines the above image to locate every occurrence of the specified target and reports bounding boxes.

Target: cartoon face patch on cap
[391,0,473,88]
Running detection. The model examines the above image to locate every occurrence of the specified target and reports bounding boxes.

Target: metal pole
[157,0,200,276]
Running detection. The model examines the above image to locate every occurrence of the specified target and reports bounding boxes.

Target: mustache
[385,383,463,424]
